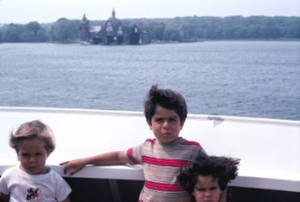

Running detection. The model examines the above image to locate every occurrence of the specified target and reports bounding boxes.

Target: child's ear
[17,151,20,161]
[180,121,185,129]
[146,118,152,130]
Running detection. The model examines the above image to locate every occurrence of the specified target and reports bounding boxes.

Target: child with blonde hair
[0,120,71,202]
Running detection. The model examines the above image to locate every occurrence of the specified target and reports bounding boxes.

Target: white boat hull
[0,107,299,201]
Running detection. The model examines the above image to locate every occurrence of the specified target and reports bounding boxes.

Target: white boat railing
[0,107,299,193]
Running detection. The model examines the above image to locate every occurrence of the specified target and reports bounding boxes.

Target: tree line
[0,16,299,43]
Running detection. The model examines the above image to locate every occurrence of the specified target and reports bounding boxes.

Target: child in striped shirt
[61,84,209,202]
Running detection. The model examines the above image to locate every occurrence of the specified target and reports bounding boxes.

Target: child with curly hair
[178,153,239,202]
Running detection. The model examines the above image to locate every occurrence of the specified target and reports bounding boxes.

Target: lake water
[0,41,299,120]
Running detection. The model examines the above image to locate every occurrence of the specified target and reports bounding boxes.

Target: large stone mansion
[80,9,151,45]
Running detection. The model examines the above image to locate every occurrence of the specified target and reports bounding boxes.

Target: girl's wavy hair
[178,153,240,193]
[9,120,55,154]
[144,84,187,125]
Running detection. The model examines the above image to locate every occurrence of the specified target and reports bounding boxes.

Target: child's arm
[0,192,9,202]
[60,151,126,176]
[60,196,70,202]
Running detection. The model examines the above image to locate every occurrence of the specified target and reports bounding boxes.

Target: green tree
[22,21,47,42]
[50,18,80,43]
[163,28,181,41]
[0,30,3,42]
[149,22,166,41]
[3,23,23,42]
[284,17,300,38]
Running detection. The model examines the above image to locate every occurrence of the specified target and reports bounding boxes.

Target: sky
[0,0,299,24]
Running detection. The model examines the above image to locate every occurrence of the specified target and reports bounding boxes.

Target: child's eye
[170,118,177,122]
[155,118,163,123]
[196,188,206,192]
[22,153,30,157]
[210,186,219,191]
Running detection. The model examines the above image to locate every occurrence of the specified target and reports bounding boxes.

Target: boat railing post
[109,179,122,202]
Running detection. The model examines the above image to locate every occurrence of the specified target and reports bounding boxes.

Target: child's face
[193,175,222,202]
[148,105,183,144]
[18,138,49,174]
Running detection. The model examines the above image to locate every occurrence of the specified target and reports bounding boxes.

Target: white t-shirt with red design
[0,165,71,202]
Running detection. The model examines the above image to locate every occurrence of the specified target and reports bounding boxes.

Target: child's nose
[163,120,170,128]
[204,190,212,197]
[29,156,37,162]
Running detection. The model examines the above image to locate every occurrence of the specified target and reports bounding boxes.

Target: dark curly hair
[178,153,240,194]
[144,84,187,125]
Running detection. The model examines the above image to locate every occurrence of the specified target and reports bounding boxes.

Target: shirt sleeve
[124,142,144,165]
[0,169,10,195]
[55,174,72,201]
[190,141,207,161]
[200,147,208,156]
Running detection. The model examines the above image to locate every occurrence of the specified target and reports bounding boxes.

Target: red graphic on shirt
[26,188,42,202]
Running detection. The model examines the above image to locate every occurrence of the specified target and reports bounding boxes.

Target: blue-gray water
[0,41,299,120]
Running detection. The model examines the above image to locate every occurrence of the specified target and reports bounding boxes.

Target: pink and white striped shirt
[125,137,206,202]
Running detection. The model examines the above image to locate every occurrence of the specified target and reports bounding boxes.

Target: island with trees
[0,13,299,44]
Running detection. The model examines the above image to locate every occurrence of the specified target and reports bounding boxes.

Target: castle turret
[112,9,116,20]
[80,13,90,42]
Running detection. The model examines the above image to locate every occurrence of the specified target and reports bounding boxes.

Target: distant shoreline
[0,39,299,45]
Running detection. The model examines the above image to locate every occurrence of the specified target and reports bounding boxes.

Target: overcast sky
[0,0,299,24]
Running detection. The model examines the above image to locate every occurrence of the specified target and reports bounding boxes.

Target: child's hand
[60,159,87,176]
